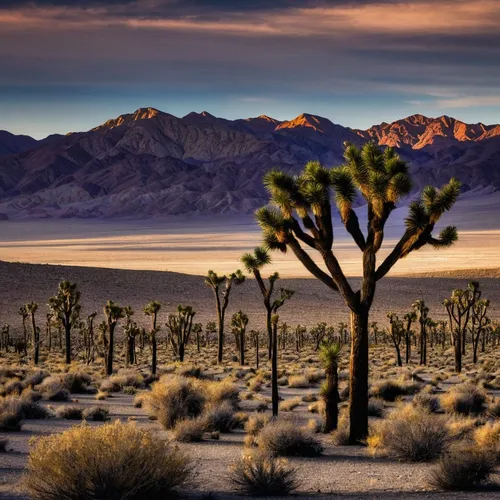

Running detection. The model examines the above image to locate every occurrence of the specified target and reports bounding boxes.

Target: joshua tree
[205,270,245,363]
[193,323,203,352]
[231,311,249,365]
[1,324,9,352]
[444,282,480,373]
[387,312,404,367]
[49,280,81,364]
[370,321,379,345]
[310,322,328,351]
[103,300,124,375]
[144,300,161,375]
[18,306,28,355]
[123,306,137,366]
[166,305,195,362]
[81,312,97,364]
[412,299,429,365]
[26,302,39,365]
[205,321,217,347]
[403,311,416,363]
[250,329,261,368]
[319,341,341,433]
[256,142,460,442]
[471,297,490,364]
[294,324,306,352]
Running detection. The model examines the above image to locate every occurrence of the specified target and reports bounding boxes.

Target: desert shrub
[371,379,420,402]
[367,398,385,418]
[487,399,500,418]
[115,369,145,388]
[123,386,137,395]
[441,384,486,415]
[246,414,271,438]
[82,406,110,422]
[38,377,70,401]
[95,391,109,401]
[331,415,350,445]
[368,405,449,462]
[3,379,26,396]
[277,376,288,387]
[412,392,440,413]
[302,393,318,403]
[279,397,301,412]
[257,420,323,457]
[287,375,309,388]
[247,377,263,392]
[24,370,50,388]
[0,437,8,452]
[172,417,205,442]
[63,372,94,394]
[133,394,144,408]
[178,365,202,378]
[474,421,500,458]
[18,399,53,420]
[229,451,298,496]
[447,416,482,440]
[206,379,240,407]
[146,376,206,429]
[56,405,83,420]
[203,401,237,433]
[0,397,24,431]
[234,411,249,429]
[24,421,192,499]
[307,418,323,433]
[304,368,324,384]
[255,402,269,412]
[428,447,496,491]
[20,388,43,402]
[99,379,122,393]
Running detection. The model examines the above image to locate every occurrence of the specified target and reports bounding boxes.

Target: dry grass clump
[229,451,298,496]
[367,398,385,418]
[17,397,53,420]
[24,370,50,388]
[279,397,301,412]
[428,447,496,491]
[203,401,237,433]
[331,415,350,445]
[206,379,240,407]
[0,397,24,431]
[133,394,144,408]
[257,420,323,457]
[172,417,206,442]
[368,404,449,462]
[24,420,192,500]
[473,421,500,458]
[371,379,421,402]
[37,376,70,401]
[247,377,263,392]
[446,416,483,440]
[56,405,83,420]
[62,372,95,394]
[287,375,309,388]
[146,376,206,429]
[487,398,500,418]
[412,392,440,413]
[441,383,486,415]
[82,406,110,422]
[95,390,109,401]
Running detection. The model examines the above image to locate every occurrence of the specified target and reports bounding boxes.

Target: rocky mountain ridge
[0,109,498,218]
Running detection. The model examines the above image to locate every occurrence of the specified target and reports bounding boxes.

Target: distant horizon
[3,106,500,141]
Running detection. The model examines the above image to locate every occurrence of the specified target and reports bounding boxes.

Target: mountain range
[0,109,499,219]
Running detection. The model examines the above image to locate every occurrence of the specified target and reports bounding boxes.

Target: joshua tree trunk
[106,324,116,376]
[271,319,279,417]
[31,314,39,365]
[151,335,157,375]
[323,360,339,433]
[266,308,272,360]
[454,330,462,373]
[64,323,71,364]
[216,294,224,364]
[405,331,411,363]
[255,333,259,369]
[348,306,369,444]
[239,331,245,366]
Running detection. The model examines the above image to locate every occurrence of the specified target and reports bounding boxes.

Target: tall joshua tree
[387,312,404,367]
[26,302,39,365]
[231,310,249,365]
[18,306,28,355]
[103,300,124,375]
[412,299,429,366]
[403,311,417,363]
[205,270,245,363]
[144,300,161,375]
[240,247,294,359]
[256,142,460,443]
[49,280,81,364]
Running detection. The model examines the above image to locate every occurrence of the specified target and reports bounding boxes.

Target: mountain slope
[0,131,38,157]
[0,110,498,218]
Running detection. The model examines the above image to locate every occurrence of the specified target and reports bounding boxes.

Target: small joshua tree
[123,307,140,366]
[1,324,9,352]
[103,300,124,375]
[320,341,341,432]
[193,323,203,352]
[205,321,217,347]
[231,311,249,366]
[144,300,161,375]
[49,280,81,364]
[81,312,97,364]
[387,312,404,367]
[205,270,245,363]
[471,296,490,364]
[309,322,328,351]
[18,306,28,355]
[166,305,195,362]
[255,142,460,442]
[412,299,429,365]
[444,282,480,373]
[26,302,39,365]
[403,311,416,363]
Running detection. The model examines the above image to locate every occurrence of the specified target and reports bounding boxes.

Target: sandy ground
[1,194,500,277]
[0,261,499,334]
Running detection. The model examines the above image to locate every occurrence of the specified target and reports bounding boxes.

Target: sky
[0,0,499,139]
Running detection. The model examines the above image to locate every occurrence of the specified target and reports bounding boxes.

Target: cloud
[436,96,500,108]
